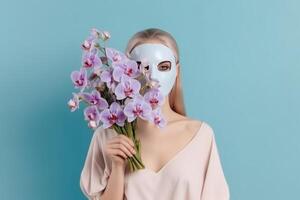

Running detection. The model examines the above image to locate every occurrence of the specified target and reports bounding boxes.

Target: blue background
[1,0,299,199]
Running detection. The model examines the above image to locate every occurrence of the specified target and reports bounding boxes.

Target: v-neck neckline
[141,121,206,176]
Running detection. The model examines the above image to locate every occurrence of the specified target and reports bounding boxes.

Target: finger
[120,139,136,155]
[109,143,134,157]
[119,134,135,147]
[106,137,136,158]
[110,148,128,160]
[108,135,135,149]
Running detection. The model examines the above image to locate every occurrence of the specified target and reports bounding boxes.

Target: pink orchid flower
[112,59,140,82]
[114,75,141,100]
[144,88,164,108]
[84,105,101,128]
[82,47,102,69]
[68,92,80,112]
[71,68,88,90]
[105,47,127,63]
[81,90,108,110]
[150,107,166,128]
[124,95,152,122]
[99,102,126,128]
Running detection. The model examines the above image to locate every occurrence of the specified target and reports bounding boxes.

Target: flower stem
[112,123,145,172]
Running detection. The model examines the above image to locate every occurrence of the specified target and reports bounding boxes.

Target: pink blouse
[80,121,230,200]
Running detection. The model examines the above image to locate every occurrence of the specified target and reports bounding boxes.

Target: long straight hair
[125,28,186,116]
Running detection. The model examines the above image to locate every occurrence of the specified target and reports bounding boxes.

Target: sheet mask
[129,43,177,97]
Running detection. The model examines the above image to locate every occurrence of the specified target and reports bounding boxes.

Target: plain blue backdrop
[1,0,299,199]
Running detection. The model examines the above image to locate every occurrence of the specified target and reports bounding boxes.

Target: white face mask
[129,43,177,97]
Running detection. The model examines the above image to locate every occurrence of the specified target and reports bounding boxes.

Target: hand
[103,134,136,169]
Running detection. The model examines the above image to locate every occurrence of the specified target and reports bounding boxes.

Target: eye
[158,61,171,71]
[159,65,169,70]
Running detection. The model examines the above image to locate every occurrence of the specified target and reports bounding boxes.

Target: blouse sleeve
[200,125,230,200]
[79,126,111,200]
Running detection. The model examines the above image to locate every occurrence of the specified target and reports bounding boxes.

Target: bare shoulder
[185,117,204,131]
[178,116,216,140]
[172,115,204,133]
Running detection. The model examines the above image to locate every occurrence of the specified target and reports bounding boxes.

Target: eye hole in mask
[136,61,142,70]
[135,60,171,72]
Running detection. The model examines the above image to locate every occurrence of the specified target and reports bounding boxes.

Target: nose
[148,64,159,82]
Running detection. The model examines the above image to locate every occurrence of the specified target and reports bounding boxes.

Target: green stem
[112,122,145,172]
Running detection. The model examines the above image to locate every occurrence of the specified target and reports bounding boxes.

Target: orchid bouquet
[67,28,167,172]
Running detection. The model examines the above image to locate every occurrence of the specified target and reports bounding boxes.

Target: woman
[80,28,230,200]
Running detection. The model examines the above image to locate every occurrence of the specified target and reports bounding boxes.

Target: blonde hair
[125,28,186,116]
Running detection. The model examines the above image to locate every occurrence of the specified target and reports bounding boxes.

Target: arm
[99,163,126,200]
[79,127,126,200]
[200,125,230,200]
